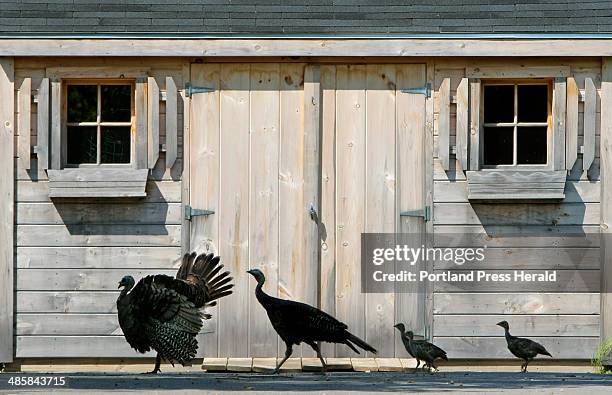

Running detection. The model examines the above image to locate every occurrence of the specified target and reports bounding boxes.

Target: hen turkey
[117,252,233,373]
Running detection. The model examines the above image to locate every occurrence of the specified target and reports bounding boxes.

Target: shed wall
[431,58,602,359]
[13,58,185,358]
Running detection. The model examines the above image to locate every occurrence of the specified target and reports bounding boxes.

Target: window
[65,81,134,166]
[482,81,551,167]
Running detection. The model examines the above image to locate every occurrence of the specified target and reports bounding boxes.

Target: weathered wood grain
[249,62,280,357]
[335,64,366,357]
[17,291,119,313]
[36,78,49,170]
[147,76,160,169]
[433,293,600,315]
[395,64,428,357]
[438,77,450,170]
[16,247,182,269]
[319,64,336,357]
[189,63,221,356]
[365,64,396,357]
[0,57,14,363]
[17,224,181,247]
[165,76,178,169]
[432,336,598,359]
[468,78,481,170]
[18,77,31,169]
[17,314,121,336]
[466,66,571,79]
[566,77,579,171]
[50,79,61,169]
[434,315,599,337]
[601,57,612,342]
[16,268,175,291]
[433,202,600,226]
[17,202,181,225]
[583,77,596,172]
[217,64,250,357]
[466,170,567,200]
[455,77,469,170]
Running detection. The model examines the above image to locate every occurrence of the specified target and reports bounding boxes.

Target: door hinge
[400,206,431,221]
[185,83,215,97]
[401,82,432,98]
[184,204,215,221]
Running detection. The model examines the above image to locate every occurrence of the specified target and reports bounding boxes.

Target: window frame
[480,78,553,170]
[63,78,136,168]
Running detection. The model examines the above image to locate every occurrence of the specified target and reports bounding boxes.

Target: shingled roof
[1,0,612,35]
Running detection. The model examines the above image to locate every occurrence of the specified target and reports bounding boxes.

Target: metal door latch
[400,206,431,221]
[185,83,215,97]
[401,82,432,98]
[184,205,215,221]
[309,203,319,223]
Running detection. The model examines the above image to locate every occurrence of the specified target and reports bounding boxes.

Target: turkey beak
[118,281,122,289]
[246,270,254,275]
[496,321,503,327]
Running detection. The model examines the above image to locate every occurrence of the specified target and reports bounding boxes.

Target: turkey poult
[117,252,234,374]
[394,324,448,373]
[247,268,377,373]
[497,320,552,372]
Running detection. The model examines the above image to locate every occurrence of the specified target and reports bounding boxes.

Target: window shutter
[50,79,62,170]
[135,78,148,169]
[36,78,49,170]
[165,76,178,169]
[17,78,31,170]
[583,77,597,173]
[552,77,567,171]
[566,77,579,171]
[456,77,469,171]
[147,76,159,169]
[468,78,481,170]
[438,77,450,170]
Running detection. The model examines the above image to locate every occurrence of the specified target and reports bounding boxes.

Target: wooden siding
[12,58,185,358]
[433,58,602,359]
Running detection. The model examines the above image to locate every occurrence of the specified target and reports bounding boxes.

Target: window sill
[47,168,148,198]
[466,170,566,201]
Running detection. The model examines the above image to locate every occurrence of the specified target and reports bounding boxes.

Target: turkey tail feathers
[345,331,378,354]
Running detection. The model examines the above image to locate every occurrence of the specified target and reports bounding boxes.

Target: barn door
[319,64,429,358]
[188,63,320,358]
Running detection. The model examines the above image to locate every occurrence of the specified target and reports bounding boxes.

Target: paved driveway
[1,371,612,394]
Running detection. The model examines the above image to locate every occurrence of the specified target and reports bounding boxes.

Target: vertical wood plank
[147,77,160,169]
[302,64,321,355]
[36,78,49,170]
[601,58,612,344]
[364,64,396,357]
[553,77,567,171]
[165,76,178,169]
[135,78,148,169]
[181,60,191,256]
[456,77,469,171]
[319,64,336,357]
[566,77,579,171]
[218,64,250,357]
[583,77,596,172]
[469,78,481,170]
[0,57,14,363]
[335,64,366,357]
[189,63,220,357]
[438,77,451,170]
[50,79,61,170]
[249,63,280,357]
[395,64,427,356]
[18,77,31,170]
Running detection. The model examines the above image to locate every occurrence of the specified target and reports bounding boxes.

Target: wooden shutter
[583,77,597,173]
[566,77,579,171]
[468,78,481,170]
[18,78,31,169]
[50,79,62,170]
[147,77,159,169]
[552,77,567,171]
[165,76,178,169]
[36,78,49,170]
[438,77,450,170]
[135,78,148,169]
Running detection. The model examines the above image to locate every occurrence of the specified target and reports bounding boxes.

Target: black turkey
[497,320,552,372]
[247,268,377,373]
[398,326,448,373]
[117,252,233,373]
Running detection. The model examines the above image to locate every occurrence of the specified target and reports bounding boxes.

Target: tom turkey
[117,252,233,373]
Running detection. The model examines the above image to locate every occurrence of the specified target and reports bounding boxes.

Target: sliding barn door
[320,64,428,357]
[189,63,428,358]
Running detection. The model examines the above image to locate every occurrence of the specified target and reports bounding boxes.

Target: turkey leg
[273,343,293,374]
[145,354,162,374]
[307,342,327,373]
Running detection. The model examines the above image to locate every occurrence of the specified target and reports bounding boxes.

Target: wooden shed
[1,1,612,364]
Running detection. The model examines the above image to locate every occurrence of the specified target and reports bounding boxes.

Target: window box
[466,170,566,200]
[48,168,148,198]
